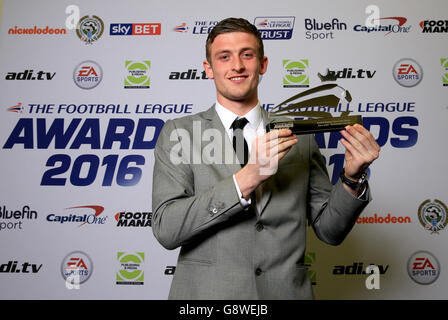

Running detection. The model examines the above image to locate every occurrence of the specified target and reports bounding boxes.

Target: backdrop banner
[0,0,447,299]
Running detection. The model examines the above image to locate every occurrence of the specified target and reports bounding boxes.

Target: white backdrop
[0,0,447,299]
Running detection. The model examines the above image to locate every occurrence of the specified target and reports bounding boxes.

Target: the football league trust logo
[418,199,448,234]
[76,15,104,44]
[116,252,144,285]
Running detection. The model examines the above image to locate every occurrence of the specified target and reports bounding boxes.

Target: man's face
[203,32,268,108]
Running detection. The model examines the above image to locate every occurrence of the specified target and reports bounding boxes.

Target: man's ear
[259,56,268,75]
[203,60,214,79]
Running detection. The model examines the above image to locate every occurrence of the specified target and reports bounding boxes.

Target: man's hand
[235,129,298,200]
[340,124,380,194]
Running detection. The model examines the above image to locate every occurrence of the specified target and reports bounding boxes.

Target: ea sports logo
[73,60,103,89]
[61,251,93,287]
[407,251,440,285]
[393,58,423,87]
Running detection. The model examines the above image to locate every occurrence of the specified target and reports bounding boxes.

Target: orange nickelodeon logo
[357,213,411,224]
[8,25,67,35]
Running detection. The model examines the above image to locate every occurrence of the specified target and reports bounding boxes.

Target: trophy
[266,83,362,135]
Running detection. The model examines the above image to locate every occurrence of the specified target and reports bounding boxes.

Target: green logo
[116,252,144,285]
[125,60,151,88]
[305,251,316,286]
[442,58,448,86]
[283,59,310,88]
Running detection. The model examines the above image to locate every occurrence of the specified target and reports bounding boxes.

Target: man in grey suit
[152,18,380,299]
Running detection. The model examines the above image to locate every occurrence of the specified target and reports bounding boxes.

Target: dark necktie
[231,117,249,166]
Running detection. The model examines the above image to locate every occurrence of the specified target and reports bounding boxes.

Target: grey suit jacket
[152,105,370,300]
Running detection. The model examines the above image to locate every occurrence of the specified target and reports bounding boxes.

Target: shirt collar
[214,101,262,131]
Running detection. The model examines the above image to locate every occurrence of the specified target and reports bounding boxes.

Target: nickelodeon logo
[357,213,411,224]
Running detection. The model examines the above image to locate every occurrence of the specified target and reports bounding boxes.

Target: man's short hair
[205,17,264,63]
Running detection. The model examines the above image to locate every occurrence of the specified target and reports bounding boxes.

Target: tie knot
[231,117,249,130]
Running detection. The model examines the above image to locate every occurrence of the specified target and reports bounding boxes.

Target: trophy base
[267,115,363,135]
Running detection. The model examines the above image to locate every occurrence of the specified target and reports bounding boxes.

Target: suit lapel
[202,105,242,176]
[202,105,275,216]
[258,108,272,215]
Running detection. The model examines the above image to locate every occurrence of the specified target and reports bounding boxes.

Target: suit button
[255,268,262,276]
[255,223,264,232]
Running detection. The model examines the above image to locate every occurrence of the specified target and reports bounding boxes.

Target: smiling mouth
[229,76,248,81]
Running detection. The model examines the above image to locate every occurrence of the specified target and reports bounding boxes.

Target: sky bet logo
[110,23,161,36]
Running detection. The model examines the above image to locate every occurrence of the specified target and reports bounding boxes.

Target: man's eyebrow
[214,47,256,56]
[215,49,231,56]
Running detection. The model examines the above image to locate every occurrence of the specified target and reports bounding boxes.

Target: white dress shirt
[214,101,265,214]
